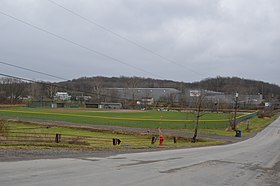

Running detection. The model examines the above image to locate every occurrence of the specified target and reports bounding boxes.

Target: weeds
[0,120,8,137]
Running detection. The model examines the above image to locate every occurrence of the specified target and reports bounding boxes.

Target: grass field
[0,107,245,129]
[0,121,225,150]
[0,107,276,150]
[180,115,278,137]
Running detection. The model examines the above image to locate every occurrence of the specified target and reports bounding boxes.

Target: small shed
[85,102,99,108]
[100,102,122,109]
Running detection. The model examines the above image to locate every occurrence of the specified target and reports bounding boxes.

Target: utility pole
[233,92,239,131]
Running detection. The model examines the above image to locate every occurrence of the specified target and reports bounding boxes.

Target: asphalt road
[1,117,280,186]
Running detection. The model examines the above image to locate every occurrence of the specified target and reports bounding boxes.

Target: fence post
[117,139,121,145]
[151,136,157,144]
[112,138,121,145]
[173,136,177,144]
[55,133,61,143]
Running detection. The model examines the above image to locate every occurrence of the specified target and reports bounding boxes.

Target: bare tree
[30,82,45,101]
[226,111,235,131]
[191,91,206,143]
[142,89,152,108]
[159,93,177,107]
[0,90,6,103]
[92,77,104,103]
[0,79,7,103]
[1,78,26,104]
[46,84,58,101]
[168,93,177,107]
[104,89,119,103]
[126,77,139,108]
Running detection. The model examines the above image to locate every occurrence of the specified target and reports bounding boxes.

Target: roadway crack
[108,157,127,160]
[119,157,183,167]
[250,160,280,185]
[159,160,236,174]
[79,158,100,162]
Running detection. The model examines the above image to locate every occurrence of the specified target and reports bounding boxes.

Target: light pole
[233,92,239,131]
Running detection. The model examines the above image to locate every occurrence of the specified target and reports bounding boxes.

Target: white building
[55,92,71,101]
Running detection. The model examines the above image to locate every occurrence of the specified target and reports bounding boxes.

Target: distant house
[265,102,272,107]
[76,95,92,101]
[205,93,263,105]
[186,89,264,105]
[139,97,154,106]
[54,92,71,101]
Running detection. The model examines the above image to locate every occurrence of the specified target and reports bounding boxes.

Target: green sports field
[0,107,249,129]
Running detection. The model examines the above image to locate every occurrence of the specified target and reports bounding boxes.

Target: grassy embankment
[0,121,225,150]
[181,115,278,137]
[2,107,274,137]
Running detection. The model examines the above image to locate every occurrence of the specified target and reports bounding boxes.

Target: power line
[0,10,164,79]
[0,61,67,81]
[46,0,205,77]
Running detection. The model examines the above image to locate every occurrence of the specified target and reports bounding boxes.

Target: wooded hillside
[0,76,279,104]
[58,76,280,98]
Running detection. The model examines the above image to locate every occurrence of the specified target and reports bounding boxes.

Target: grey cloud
[0,0,279,85]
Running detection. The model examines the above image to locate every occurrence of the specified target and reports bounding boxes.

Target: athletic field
[0,107,254,129]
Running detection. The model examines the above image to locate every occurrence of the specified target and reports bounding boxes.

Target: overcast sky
[0,0,280,85]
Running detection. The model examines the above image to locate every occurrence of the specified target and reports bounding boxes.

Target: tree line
[0,76,279,104]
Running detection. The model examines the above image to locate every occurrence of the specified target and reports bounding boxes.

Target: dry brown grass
[0,120,8,137]
[0,120,9,142]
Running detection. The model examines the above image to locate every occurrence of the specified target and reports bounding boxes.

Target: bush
[258,110,274,118]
